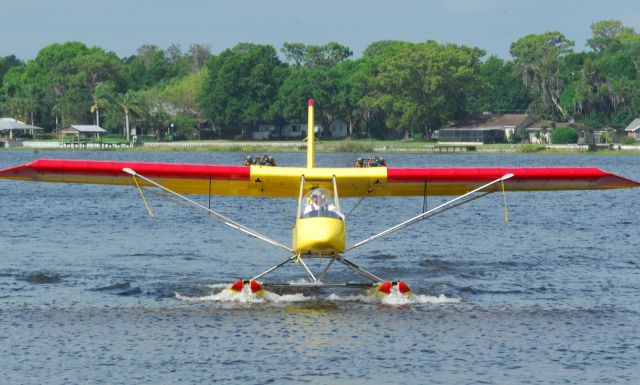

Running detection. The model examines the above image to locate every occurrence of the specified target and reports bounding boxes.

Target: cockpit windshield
[299,188,344,220]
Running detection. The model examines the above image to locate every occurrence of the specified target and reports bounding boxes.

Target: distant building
[438,127,505,144]
[253,119,348,140]
[526,120,554,144]
[624,118,640,139]
[574,124,596,145]
[327,118,348,138]
[0,118,43,139]
[529,121,597,145]
[594,126,618,144]
[56,125,107,143]
[438,114,534,144]
[283,123,305,138]
[253,124,278,140]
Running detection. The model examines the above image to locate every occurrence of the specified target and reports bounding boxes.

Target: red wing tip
[605,174,640,188]
[0,164,32,178]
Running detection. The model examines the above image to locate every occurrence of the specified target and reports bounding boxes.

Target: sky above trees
[2,0,639,61]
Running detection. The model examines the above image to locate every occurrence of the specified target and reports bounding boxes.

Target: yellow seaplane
[1,100,638,297]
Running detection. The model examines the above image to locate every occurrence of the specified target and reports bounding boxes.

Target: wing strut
[345,173,514,253]
[122,168,293,253]
[131,173,155,217]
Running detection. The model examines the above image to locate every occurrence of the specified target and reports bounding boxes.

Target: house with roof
[438,114,534,144]
[253,123,315,139]
[283,123,306,138]
[0,118,43,140]
[253,119,348,140]
[594,126,618,144]
[56,125,107,144]
[253,124,279,140]
[325,118,349,138]
[625,118,640,140]
[526,120,554,144]
[527,121,597,144]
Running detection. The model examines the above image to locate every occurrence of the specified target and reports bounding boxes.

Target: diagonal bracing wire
[123,168,292,253]
[344,174,514,253]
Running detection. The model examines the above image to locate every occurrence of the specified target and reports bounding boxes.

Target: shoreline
[2,140,640,154]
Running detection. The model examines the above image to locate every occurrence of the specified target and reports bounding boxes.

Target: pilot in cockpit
[303,189,344,219]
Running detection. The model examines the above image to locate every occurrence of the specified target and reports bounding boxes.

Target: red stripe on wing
[387,167,638,189]
[12,159,251,180]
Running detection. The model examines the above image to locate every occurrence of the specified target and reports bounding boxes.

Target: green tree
[186,44,212,74]
[510,32,574,119]
[560,21,640,126]
[115,90,144,141]
[281,42,352,67]
[587,20,635,52]
[9,42,127,128]
[2,66,39,123]
[0,55,22,88]
[165,43,187,78]
[135,88,169,138]
[124,56,148,90]
[273,65,340,134]
[199,43,286,134]
[146,50,169,86]
[126,45,170,89]
[281,43,306,67]
[332,60,362,137]
[161,69,207,137]
[91,81,115,126]
[467,55,531,114]
[551,126,578,143]
[363,41,485,138]
[351,41,414,137]
[362,40,413,59]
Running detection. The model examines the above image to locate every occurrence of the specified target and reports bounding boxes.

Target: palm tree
[51,104,62,130]
[115,90,143,142]
[21,83,38,126]
[91,82,113,126]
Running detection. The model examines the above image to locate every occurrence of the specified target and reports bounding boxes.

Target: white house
[327,118,348,138]
[625,118,640,139]
[305,120,349,138]
[253,120,345,139]
[526,121,554,144]
[283,123,305,138]
[281,123,322,138]
[253,124,276,140]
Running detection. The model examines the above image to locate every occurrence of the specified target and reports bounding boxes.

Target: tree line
[1,20,639,140]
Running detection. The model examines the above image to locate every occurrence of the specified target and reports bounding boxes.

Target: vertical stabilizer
[307,99,315,168]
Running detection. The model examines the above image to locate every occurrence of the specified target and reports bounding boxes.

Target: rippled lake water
[1,150,639,384]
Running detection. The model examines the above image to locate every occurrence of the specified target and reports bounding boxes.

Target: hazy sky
[2,0,639,61]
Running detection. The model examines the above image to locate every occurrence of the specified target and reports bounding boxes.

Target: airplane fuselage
[292,216,345,255]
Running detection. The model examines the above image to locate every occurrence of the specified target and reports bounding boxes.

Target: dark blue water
[1,150,639,384]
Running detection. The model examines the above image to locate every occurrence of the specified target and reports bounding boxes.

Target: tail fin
[306,99,315,168]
